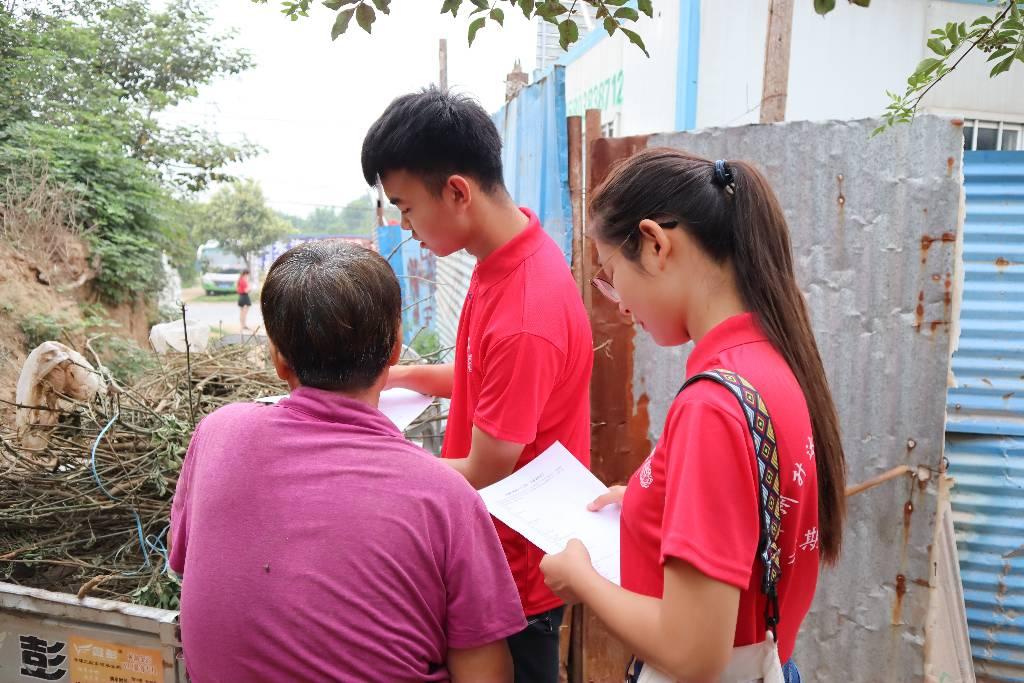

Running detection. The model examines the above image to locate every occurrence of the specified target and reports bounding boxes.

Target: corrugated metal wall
[635,116,965,681]
[947,150,1024,683]
[377,224,436,346]
[435,250,474,352]
[492,65,573,262]
[435,66,574,351]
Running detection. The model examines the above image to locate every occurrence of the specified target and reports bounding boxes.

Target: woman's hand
[540,539,596,605]
[587,485,626,511]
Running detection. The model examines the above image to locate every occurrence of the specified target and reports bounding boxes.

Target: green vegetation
[0,0,256,304]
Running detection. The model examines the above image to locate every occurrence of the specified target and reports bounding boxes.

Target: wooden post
[583,109,602,315]
[576,112,653,683]
[568,115,584,295]
[439,39,448,92]
[585,110,602,157]
[559,605,573,683]
[760,0,794,123]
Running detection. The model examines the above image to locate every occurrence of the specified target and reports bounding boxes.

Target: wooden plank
[568,115,585,295]
[582,606,631,683]
[585,134,652,487]
[583,109,602,315]
[570,604,583,683]
[579,128,653,683]
[559,606,573,683]
[760,0,794,123]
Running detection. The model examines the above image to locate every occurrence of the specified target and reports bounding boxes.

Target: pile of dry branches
[0,341,285,609]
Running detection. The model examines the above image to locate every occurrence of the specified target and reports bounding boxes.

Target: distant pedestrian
[237,269,252,331]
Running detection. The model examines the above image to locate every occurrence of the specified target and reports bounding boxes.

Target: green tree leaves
[262,0,655,53]
[876,1,1024,134]
[1,1,257,302]
[200,180,294,264]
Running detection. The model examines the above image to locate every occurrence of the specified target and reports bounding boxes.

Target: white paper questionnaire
[255,388,433,433]
[479,441,621,585]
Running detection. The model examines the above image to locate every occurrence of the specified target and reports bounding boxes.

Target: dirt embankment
[0,238,151,421]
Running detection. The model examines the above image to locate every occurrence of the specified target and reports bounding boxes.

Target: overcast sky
[162,0,538,217]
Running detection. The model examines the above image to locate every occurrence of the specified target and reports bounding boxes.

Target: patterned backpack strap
[679,368,783,637]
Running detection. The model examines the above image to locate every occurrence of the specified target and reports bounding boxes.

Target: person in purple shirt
[169,240,525,683]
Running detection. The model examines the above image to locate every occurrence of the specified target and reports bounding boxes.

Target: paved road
[181,288,264,337]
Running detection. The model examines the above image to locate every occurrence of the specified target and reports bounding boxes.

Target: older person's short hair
[260,240,401,392]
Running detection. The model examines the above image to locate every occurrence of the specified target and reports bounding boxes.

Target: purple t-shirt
[169,387,525,683]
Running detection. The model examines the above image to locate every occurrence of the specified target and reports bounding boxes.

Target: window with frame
[963,119,1023,151]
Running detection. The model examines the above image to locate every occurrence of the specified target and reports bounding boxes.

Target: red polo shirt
[620,313,819,662]
[442,208,594,617]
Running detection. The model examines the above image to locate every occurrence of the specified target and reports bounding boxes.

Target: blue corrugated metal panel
[398,234,435,341]
[491,65,573,264]
[947,151,1024,682]
[947,436,1024,682]
[376,224,404,275]
[947,151,1024,436]
[377,224,435,345]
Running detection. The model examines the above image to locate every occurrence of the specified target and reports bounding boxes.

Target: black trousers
[507,606,565,683]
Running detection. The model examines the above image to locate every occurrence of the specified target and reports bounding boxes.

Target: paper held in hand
[479,441,621,585]
[255,388,433,433]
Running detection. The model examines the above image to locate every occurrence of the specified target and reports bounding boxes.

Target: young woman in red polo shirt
[540,149,846,683]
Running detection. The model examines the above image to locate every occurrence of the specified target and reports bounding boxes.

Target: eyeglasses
[591,220,678,304]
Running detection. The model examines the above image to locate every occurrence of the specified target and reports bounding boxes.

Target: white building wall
[786,0,927,123]
[922,1,1024,123]
[620,0,681,135]
[695,0,1024,129]
[695,0,769,128]
[565,35,625,133]
[536,1,599,72]
[564,0,681,136]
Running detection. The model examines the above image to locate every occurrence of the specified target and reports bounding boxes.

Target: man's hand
[445,426,525,489]
[385,363,455,398]
[384,364,411,391]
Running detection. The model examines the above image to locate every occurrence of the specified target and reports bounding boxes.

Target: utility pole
[375,180,385,227]
[439,38,448,92]
[760,0,794,123]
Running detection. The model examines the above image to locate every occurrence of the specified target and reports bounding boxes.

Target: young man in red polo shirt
[362,88,593,683]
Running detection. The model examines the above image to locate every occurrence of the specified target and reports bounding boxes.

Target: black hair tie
[712,159,736,196]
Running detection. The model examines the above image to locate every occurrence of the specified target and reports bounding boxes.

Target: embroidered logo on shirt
[467,336,472,374]
[799,526,819,552]
[793,462,806,487]
[638,454,654,488]
[806,436,815,461]
[779,495,798,516]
